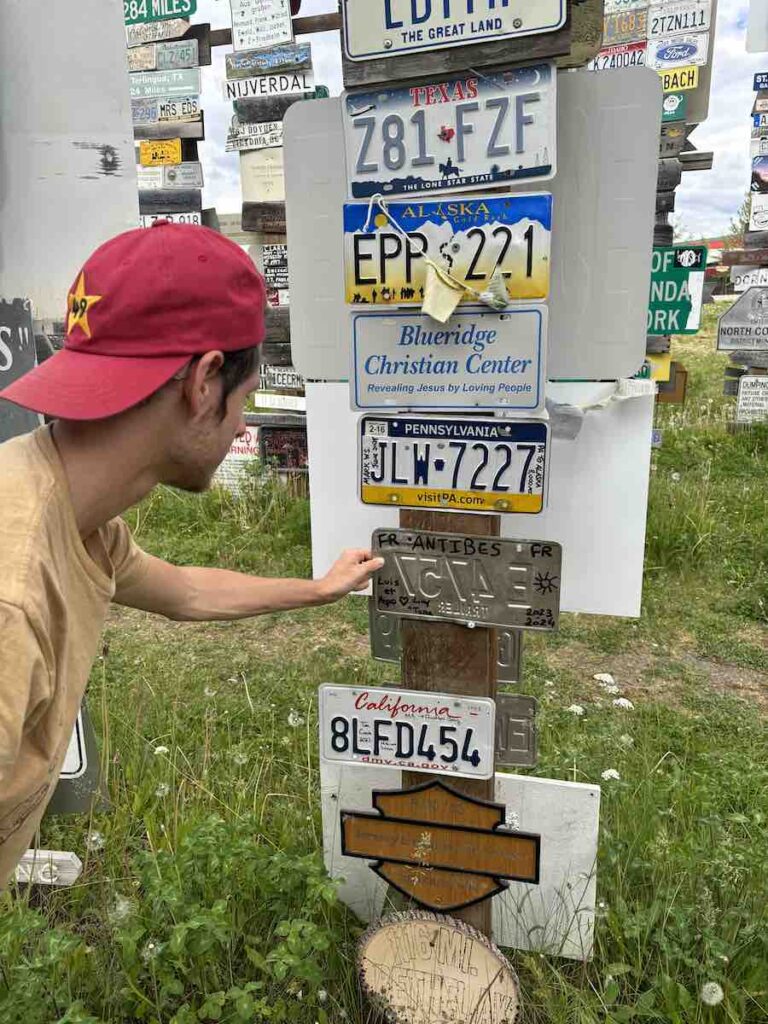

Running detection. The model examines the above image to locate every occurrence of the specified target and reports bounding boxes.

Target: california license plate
[343,193,552,305]
[318,684,495,779]
[372,529,562,630]
[648,0,711,37]
[359,415,547,513]
[343,64,556,199]
[341,0,566,61]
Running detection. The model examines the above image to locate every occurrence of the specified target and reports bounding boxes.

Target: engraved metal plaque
[495,694,538,768]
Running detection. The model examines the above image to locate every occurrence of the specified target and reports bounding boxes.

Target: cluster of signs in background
[125,3,205,226]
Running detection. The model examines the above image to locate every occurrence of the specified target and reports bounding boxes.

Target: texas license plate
[318,684,495,779]
[343,193,552,305]
[341,0,566,61]
[368,602,522,684]
[648,0,711,37]
[359,415,547,513]
[372,529,562,630]
[343,64,556,199]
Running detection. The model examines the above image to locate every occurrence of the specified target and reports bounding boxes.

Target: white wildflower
[593,673,615,687]
[155,782,170,798]
[203,686,216,698]
[671,471,681,482]
[700,982,724,1006]
[544,680,555,688]
[601,768,621,781]
[153,745,169,756]
[85,830,105,851]
[613,698,635,711]
[619,734,634,748]
[567,704,585,717]
[288,709,304,728]
[603,685,620,695]
[505,809,521,830]
[317,990,328,1004]
[232,751,249,766]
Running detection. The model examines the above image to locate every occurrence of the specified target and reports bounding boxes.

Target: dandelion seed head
[85,830,105,851]
[204,686,216,698]
[142,940,161,964]
[110,895,134,923]
[232,751,249,766]
[288,709,304,728]
[155,782,170,798]
[700,982,724,1006]
[671,471,681,482]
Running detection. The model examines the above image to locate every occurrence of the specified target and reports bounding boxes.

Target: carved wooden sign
[341,780,539,912]
[358,911,520,1024]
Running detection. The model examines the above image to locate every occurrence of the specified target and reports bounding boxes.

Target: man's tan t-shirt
[0,425,149,886]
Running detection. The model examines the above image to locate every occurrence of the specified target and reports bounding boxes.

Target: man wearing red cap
[0,223,382,886]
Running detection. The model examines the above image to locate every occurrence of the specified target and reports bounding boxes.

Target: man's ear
[183,351,225,417]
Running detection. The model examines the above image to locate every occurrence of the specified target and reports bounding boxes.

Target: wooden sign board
[15,850,83,888]
[139,138,182,165]
[656,361,688,404]
[137,161,203,188]
[242,200,286,233]
[240,148,285,202]
[359,912,519,1024]
[230,0,293,52]
[124,0,197,27]
[139,188,202,214]
[341,780,539,912]
[134,115,205,141]
[226,41,311,79]
[223,70,314,102]
[0,297,40,443]
[226,117,283,152]
[234,89,322,123]
[132,94,201,125]
[126,17,189,46]
[129,67,201,99]
[126,37,199,72]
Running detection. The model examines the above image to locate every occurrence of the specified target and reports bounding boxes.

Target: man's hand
[318,549,385,602]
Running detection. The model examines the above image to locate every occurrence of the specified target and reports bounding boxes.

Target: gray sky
[195,0,761,239]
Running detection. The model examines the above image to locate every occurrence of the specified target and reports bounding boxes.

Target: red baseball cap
[0,222,266,420]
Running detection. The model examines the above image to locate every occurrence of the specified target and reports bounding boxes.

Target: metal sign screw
[383,38,393,49]
[513,18,523,28]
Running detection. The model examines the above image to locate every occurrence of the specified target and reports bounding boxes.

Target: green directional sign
[648,246,708,336]
[124,0,197,26]
[662,91,687,123]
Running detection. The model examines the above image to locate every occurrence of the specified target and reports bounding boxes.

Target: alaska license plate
[343,193,552,305]
[341,0,566,61]
[359,415,547,513]
[372,529,562,631]
[318,684,495,779]
[343,64,556,199]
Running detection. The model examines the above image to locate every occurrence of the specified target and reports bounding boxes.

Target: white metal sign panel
[60,712,86,780]
[321,761,600,959]
[126,17,188,45]
[306,381,655,618]
[737,376,768,424]
[226,118,283,152]
[140,211,201,226]
[129,67,201,98]
[240,147,285,202]
[285,70,658,381]
[230,0,293,53]
[341,0,566,61]
[319,684,495,779]
[646,33,709,68]
[343,64,556,199]
[731,265,768,292]
[648,0,711,37]
[718,288,768,350]
[350,307,546,412]
[223,70,314,101]
[750,193,768,230]
[136,161,203,188]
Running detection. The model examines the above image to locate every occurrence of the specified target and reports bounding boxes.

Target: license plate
[343,193,552,305]
[372,529,562,631]
[368,602,522,684]
[140,211,201,226]
[341,0,566,61]
[359,415,547,513]
[659,64,699,91]
[139,138,181,165]
[350,308,546,413]
[649,0,711,37]
[646,33,709,68]
[319,684,495,779]
[137,161,203,188]
[343,64,556,199]
[602,9,648,45]
[604,0,648,10]
[587,41,647,70]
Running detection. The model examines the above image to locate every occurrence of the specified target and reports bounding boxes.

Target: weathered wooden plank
[234,93,308,123]
[139,189,203,214]
[182,23,212,65]
[341,15,572,88]
[202,208,221,232]
[744,229,768,249]
[260,341,293,367]
[556,0,604,69]
[263,305,290,345]
[134,114,205,140]
[226,41,311,79]
[680,149,714,171]
[656,191,676,214]
[721,247,768,266]
[657,158,682,191]
[654,224,674,245]
[242,201,286,233]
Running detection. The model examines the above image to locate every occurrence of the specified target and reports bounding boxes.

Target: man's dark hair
[216,346,260,419]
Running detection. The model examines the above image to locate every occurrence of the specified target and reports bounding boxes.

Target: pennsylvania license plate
[372,529,562,631]
[359,415,547,513]
[343,64,556,199]
[343,193,552,305]
[318,684,495,779]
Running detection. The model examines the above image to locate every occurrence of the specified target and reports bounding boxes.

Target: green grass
[1,311,767,1023]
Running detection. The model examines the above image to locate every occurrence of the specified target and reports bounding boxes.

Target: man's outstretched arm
[113,549,384,621]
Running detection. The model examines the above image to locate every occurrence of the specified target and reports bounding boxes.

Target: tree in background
[723,193,751,248]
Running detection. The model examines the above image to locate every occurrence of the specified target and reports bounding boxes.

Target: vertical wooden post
[399,508,499,936]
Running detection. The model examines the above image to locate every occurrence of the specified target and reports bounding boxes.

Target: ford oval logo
[658,42,697,61]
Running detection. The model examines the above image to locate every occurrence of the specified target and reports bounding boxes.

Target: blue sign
[755,73,768,91]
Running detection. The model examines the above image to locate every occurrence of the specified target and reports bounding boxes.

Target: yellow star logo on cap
[67,272,103,339]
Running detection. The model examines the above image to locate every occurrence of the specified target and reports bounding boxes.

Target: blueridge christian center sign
[647,245,707,335]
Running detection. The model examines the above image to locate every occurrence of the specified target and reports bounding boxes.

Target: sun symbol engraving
[533,571,559,595]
